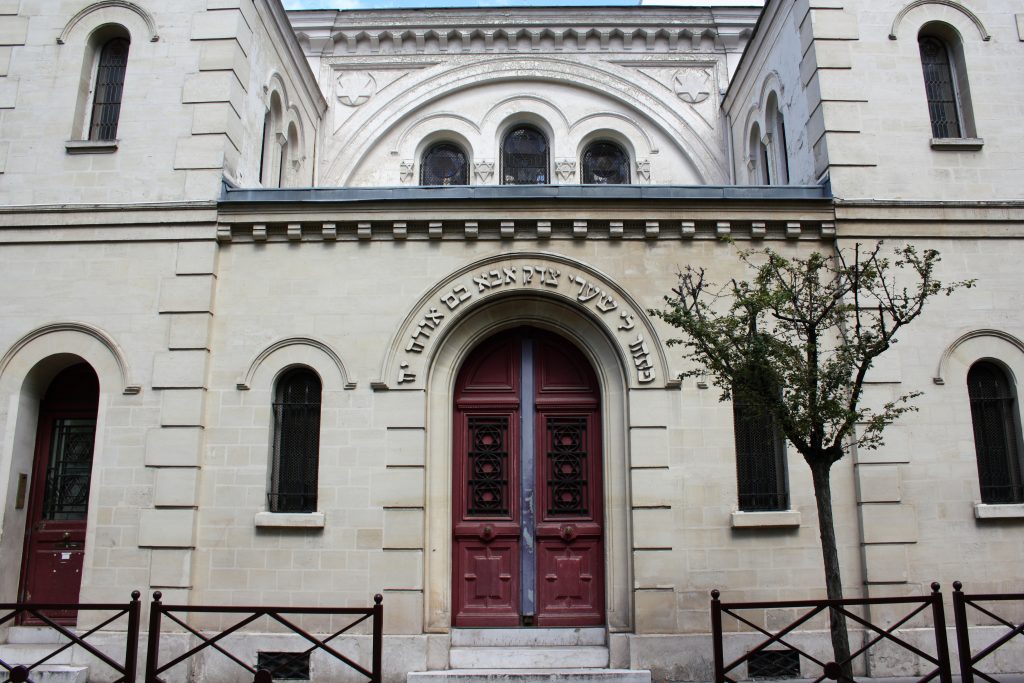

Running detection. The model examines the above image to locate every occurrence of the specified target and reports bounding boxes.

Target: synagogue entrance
[452,327,604,627]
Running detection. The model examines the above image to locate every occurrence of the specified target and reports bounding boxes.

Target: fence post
[144,591,163,683]
[124,591,142,683]
[711,590,724,683]
[928,583,953,683]
[952,581,973,683]
[372,594,383,683]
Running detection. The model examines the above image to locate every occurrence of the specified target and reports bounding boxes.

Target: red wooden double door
[453,328,605,627]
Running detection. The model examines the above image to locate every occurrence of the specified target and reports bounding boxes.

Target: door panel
[20,364,98,625]
[453,329,603,627]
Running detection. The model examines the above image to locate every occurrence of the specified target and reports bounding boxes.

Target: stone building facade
[0,0,1021,681]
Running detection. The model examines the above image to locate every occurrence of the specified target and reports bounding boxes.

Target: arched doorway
[18,363,99,623]
[452,327,604,627]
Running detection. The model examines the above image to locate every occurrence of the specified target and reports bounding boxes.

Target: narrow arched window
[581,141,630,184]
[89,37,129,141]
[733,392,788,511]
[501,125,548,185]
[270,368,321,513]
[421,142,468,185]
[918,35,961,138]
[968,362,1024,504]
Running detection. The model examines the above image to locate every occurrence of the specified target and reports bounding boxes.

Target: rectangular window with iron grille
[733,395,789,512]
[270,368,322,513]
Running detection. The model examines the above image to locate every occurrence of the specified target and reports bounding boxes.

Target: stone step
[5,666,89,683]
[5,626,71,645]
[451,628,605,648]
[449,647,609,669]
[408,669,651,683]
[0,643,75,665]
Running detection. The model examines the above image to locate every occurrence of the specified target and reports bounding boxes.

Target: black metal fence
[143,592,383,683]
[711,583,954,683]
[952,581,1024,683]
[0,591,141,683]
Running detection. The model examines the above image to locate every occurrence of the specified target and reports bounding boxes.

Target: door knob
[560,525,576,542]
[480,525,495,542]
[62,532,71,541]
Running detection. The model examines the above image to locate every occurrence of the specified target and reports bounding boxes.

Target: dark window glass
[421,142,468,185]
[918,36,961,138]
[968,362,1024,504]
[733,394,788,511]
[581,141,630,184]
[501,126,548,185]
[89,38,129,141]
[42,418,96,521]
[270,368,321,513]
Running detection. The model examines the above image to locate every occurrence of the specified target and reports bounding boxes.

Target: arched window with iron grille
[421,142,469,185]
[270,368,322,513]
[581,141,630,184]
[733,392,788,512]
[918,35,961,138]
[501,125,548,185]
[968,361,1024,504]
[89,37,129,141]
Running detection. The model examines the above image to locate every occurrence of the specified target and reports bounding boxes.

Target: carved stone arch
[484,94,570,138]
[394,113,480,162]
[0,322,139,395]
[889,0,991,41]
[237,337,356,391]
[375,251,677,392]
[757,71,785,110]
[934,329,1024,386]
[421,292,635,632]
[570,113,655,160]
[57,0,158,44]
[325,56,726,186]
[263,71,290,112]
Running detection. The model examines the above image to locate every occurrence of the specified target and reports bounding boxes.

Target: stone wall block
[634,550,676,589]
[153,467,200,507]
[182,71,246,117]
[861,503,919,544]
[812,39,852,70]
[631,468,675,508]
[160,388,206,426]
[809,8,859,40]
[632,508,673,549]
[0,15,27,46]
[149,549,193,588]
[370,550,423,590]
[176,241,218,275]
[374,391,426,428]
[190,9,253,51]
[863,544,909,584]
[820,100,862,134]
[383,508,424,549]
[168,313,213,350]
[823,131,877,166]
[386,428,425,466]
[192,103,244,150]
[634,589,676,634]
[0,76,16,108]
[174,135,230,171]
[857,464,902,503]
[381,590,423,635]
[158,275,215,313]
[371,468,424,507]
[199,40,251,86]
[145,427,203,467]
[139,509,197,547]
[0,2,19,16]
[630,427,669,468]
[152,350,208,388]
[628,390,669,427]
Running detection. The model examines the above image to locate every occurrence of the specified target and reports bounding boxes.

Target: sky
[283,0,762,9]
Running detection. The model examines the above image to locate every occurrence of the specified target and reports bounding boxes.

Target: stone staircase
[407,628,651,683]
[0,626,89,683]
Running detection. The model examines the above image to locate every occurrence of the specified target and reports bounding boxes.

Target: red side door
[452,329,603,627]
[19,364,99,624]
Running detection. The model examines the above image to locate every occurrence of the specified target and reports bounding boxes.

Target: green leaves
[650,242,974,465]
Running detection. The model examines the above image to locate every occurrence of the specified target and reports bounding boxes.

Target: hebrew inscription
[397,258,658,386]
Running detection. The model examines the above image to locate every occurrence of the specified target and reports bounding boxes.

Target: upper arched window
[765,92,789,185]
[501,125,548,185]
[967,362,1024,504]
[733,391,788,511]
[89,37,129,141]
[270,368,322,513]
[421,142,468,185]
[918,25,976,139]
[581,141,630,184]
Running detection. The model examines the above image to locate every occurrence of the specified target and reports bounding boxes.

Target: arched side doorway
[19,363,99,622]
[452,327,604,627]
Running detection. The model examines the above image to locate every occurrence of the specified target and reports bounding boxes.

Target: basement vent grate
[256,651,311,680]
[747,650,800,679]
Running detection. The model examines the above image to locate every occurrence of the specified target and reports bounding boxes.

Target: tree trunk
[810,460,853,680]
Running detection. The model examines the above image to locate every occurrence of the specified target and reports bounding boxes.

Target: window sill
[930,137,984,151]
[254,511,325,528]
[731,510,801,528]
[65,139,118,154]
[974,503,1024,519]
